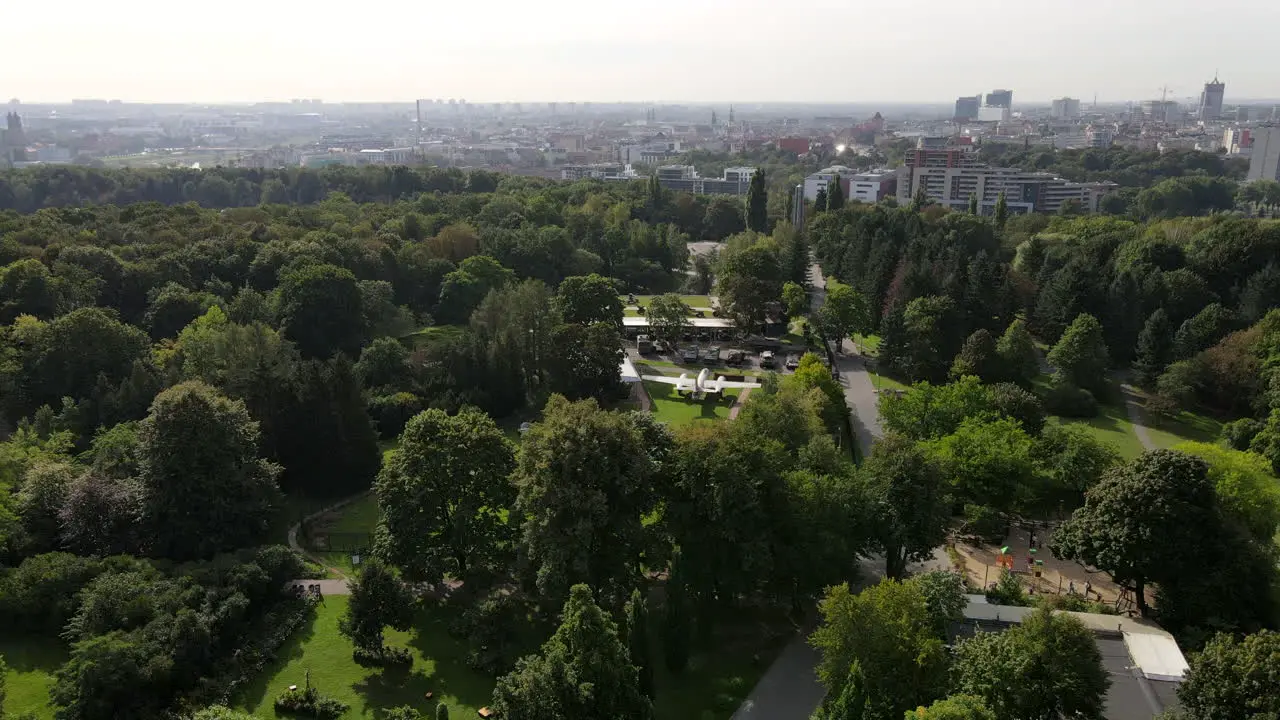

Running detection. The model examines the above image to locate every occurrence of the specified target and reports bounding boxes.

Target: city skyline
[6,0,1279,105]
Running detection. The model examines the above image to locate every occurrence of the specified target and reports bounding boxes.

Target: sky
[5,0,1279,105]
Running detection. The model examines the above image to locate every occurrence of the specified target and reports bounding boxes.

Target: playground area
[948,525,1138,613]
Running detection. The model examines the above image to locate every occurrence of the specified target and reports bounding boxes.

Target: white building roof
[623,316,735,329]
[619,356,642,383]
[1123,632,1190,681]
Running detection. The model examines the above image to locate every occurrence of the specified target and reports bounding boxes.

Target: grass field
[644,382,740,427]
[851,334,883,355]
[1051,403,1148,460]
[237,597,493,720]
[1,636,65,719]
[637,360,767,378]
[1145,408,1225,450]
[623,295,714,317]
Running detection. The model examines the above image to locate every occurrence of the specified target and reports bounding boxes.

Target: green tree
[556,274,623,328]
[278,263,367,359]
[0,258,59,322]
[821,278,870,347]
[137,381,281,560]
[513,397,667,607]
[662,548,691,673]
[950,329,1000,382]
[436,703,450,720]
[952,608,1109,720]
[1172,303,1237,360]
[903,296,960,382]
[815,188,829,213]
[716,242,784,330]
[374,407,515,584]
[1051,450,1217,616]
[928,417,1038,513]
[339,557,415,652]
[862,435,949,579]
[994,319,1039,388]
[907,571,968,641]
[547,321,625,403]
[810,579,949,720]
[905,696,995,720]
[782,281,807,318]
[967,193,979,215]
[828,175,845,211]
[491,584,650,720]
[1046,313,1109,396]
[880,376,992,441]
[625,588,655,698]
[1172,441,1280,546]
[746,169,769,232]
[994,192,1008,232]
[144,282,218,340]
[644,294,689,348]
[1176,630,1280,719]
[1133,308,1173,387]
[703,196,746,241]
[1032,424,1121,502]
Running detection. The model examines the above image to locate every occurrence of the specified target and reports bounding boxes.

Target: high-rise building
[954,95,981,121]
[1199,76,1225,122]
[791,184,806,227]
[986,89,1013,108]
[2,112,27,165]
[1051,98,1081,120]
[1247,125,1280,182]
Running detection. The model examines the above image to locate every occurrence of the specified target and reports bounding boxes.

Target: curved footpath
[286,493,371,594]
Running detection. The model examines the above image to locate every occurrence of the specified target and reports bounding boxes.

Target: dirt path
[632,380,653,412]
[728,387,752,419]
[287,492,371,585]
[1118,378,1157,451]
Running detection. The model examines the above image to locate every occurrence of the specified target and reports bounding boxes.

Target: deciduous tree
[339,557,416,652]
[374,407,515,584]
[861,435,949,579]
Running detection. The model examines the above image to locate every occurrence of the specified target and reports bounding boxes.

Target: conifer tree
[745,170,769,232]
[827,175,845,210]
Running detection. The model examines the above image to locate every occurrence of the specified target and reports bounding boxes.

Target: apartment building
[898,164,1116,213]
[803,166,897,203]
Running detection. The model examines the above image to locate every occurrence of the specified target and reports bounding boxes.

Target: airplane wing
[641,374,697,392]
[714,379,762,389]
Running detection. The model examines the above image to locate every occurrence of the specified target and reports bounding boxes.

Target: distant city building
[1199,76,1225,122]
[1247,125,1280,182]
[985,89,1013,109]
[1051,97,1081,120]
[1224,127,1254,156]
[977,106,1011,123]
[954,95,981,122]
[776,136,811,154]
[3,112,28,166]
[802,166,897,203]
[561,163,626,180]
[1085,125,1114,148]
[896,138,1114,213]
[625,165,757,195]
[1141,100,1181,125]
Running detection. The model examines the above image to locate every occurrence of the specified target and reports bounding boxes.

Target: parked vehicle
[725,349,745,366]
[760,350,776,368]
[681,346,699,363]
[636,334,654,354]
[785,355,799,370]
[703,346,721,364]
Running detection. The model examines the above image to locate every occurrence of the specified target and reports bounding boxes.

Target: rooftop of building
[959,597,1186,720]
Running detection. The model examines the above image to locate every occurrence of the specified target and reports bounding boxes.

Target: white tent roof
[623,316,735,329]
[1123,631,1190,681]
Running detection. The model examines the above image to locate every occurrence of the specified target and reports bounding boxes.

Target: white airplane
[642,367,762,395]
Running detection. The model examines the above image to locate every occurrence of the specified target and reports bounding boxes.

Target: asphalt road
[808,261,882,456]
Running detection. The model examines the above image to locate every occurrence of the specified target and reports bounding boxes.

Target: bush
[989,382,1046,435]
[1222,418,1264,451]
[1042,382,1098,418]
[352,645,413,667]
[368,392,423,439]
[273,686,349,719]
[985,569,1028,606]
[962,504,1005,543]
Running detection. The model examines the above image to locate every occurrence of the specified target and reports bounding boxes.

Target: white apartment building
[1086,125,1114,148]
[1051,98,1081,120]
[803,166,898,203]
[899,164,1117,214]
[1247,126,1280,182]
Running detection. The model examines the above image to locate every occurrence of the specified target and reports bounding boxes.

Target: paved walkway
[728,387,752,419]
[287,492,371,589]
[808,261,882,456]
[1118,378,1156,451]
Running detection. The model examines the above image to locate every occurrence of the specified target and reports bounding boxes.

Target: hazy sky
[6,0,1278,104]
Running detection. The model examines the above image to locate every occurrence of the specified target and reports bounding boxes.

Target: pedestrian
[1085,580,1092,599]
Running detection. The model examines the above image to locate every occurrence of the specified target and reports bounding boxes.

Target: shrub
[352,645,413,667]
[1042,382,1098,418]
[962,504,1005,543]
[985,569,1028,607]
[368,392,423,439]
[1222,418,1264,451]
[273,686,349,719]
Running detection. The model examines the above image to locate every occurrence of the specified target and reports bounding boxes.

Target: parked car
[636,334,654,354]
[703,346,721,364]
[760,350,776,368]
[681,346,699,363]
[785,355,799,370]
[725,349,745,366]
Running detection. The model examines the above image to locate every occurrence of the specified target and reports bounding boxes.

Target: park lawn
[637,360,766,378]
[644,382,740,427]
[238,597,493,720]
[0,635,67,719]
[651,606,793,720]
[851,334,882,355]
[623,295,715,317]
[1145,408,1225,450]
[868,371,910,394]
[1051,403,1147,460]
